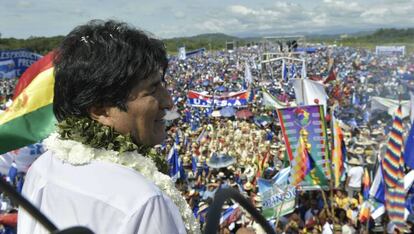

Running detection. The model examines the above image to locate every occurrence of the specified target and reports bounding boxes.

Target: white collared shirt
[17,151,186,234]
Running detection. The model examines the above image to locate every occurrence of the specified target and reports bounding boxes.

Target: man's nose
[160,86,173,110]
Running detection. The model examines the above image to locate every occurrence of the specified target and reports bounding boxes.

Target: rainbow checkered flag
[362,168,370,200]
[290,136,312,186]
[382,105,406,230]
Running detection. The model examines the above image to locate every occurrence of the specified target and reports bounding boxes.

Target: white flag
[292,78,328,113]
[244,62,253,84]
[178,47,186,60]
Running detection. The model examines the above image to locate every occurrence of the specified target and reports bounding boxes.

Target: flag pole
[274,188,290,231]
[328,106,336,223]
[319,187,332,217]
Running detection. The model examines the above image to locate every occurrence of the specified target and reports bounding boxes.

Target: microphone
[204,188,276,234]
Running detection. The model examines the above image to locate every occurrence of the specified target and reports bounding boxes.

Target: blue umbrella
[207,152,236,168]
[220,107,235,117]
[202,80,209,87]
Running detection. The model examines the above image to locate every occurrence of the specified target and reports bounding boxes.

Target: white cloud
[0,0,413,38]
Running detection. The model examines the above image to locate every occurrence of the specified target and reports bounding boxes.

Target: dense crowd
[0,78,16,112]
[159,45,414,233]
[1,44,414,233]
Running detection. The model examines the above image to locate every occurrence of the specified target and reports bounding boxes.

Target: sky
[1,0,413,39]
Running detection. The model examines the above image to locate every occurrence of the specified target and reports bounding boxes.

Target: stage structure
[262,35,306,53]
[259,35,308,80]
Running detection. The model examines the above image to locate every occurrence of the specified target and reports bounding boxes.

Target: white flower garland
[44,133,201,234]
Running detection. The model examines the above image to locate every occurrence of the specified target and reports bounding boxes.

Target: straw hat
[347,157,362,166]
[356,138,373,146]
[243,182,253,191]
[352,147,365,155]
[227,165,235,171]
[217,172,226,178]
[198,203,209,214]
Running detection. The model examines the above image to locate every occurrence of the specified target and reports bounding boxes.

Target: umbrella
[236,109,253,119]
[254,115,272,127]
[207,153,236,169]
[220,107,236,117]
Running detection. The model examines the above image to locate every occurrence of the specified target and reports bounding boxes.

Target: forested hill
[341,28,414,43]
[163,33,239,52]
[0,28,413,55]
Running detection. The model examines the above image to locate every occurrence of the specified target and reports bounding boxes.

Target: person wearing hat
[197,201,209,229]
[346,157,364,198]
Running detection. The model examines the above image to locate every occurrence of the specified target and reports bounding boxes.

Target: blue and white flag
[167,144,183,182]
[220,204,239,224]
[282,61,288,81]
[370,166,385,203]
[7,162,18,184]
[272,166,291,186]
[290,63,296,79]
[167,132,184,182]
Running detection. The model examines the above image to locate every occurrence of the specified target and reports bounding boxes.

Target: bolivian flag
[0,52,56,154]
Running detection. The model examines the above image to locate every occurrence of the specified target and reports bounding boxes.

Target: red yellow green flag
[0,52,56,154]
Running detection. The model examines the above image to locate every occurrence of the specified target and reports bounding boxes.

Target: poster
[277,105,330,189]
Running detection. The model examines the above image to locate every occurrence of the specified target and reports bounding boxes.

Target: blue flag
[17,176,24,193]
[184,109,191,123]
[167,144,183,182]
[406,183,414,214]
[283,63,288,81]
[404,123,414,169]
[370,166,385,203]
[191,155,198,173]
[7,163,18,184]
[290,64,296,79]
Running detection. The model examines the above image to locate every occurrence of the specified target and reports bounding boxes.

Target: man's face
[105,71,172,146]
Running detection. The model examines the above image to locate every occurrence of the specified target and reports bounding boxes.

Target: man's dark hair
[53,20,168,121]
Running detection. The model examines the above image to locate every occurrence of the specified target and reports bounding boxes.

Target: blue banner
[0,59,16,79]
[187,90,249,108]
[0,49,42,78]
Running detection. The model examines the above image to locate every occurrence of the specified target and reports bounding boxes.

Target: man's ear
[89,106,114,126]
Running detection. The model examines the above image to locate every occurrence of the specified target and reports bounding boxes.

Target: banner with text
[258,179,296,220]
[0,49,42,78]
[187,90,249,108]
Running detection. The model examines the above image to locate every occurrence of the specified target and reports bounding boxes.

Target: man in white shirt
[345,157,364,198]
[17,20,191,234]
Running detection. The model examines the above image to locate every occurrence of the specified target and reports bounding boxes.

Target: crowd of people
[1,30,414,233]
[0,78,16,112]
[157,44,414,233]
